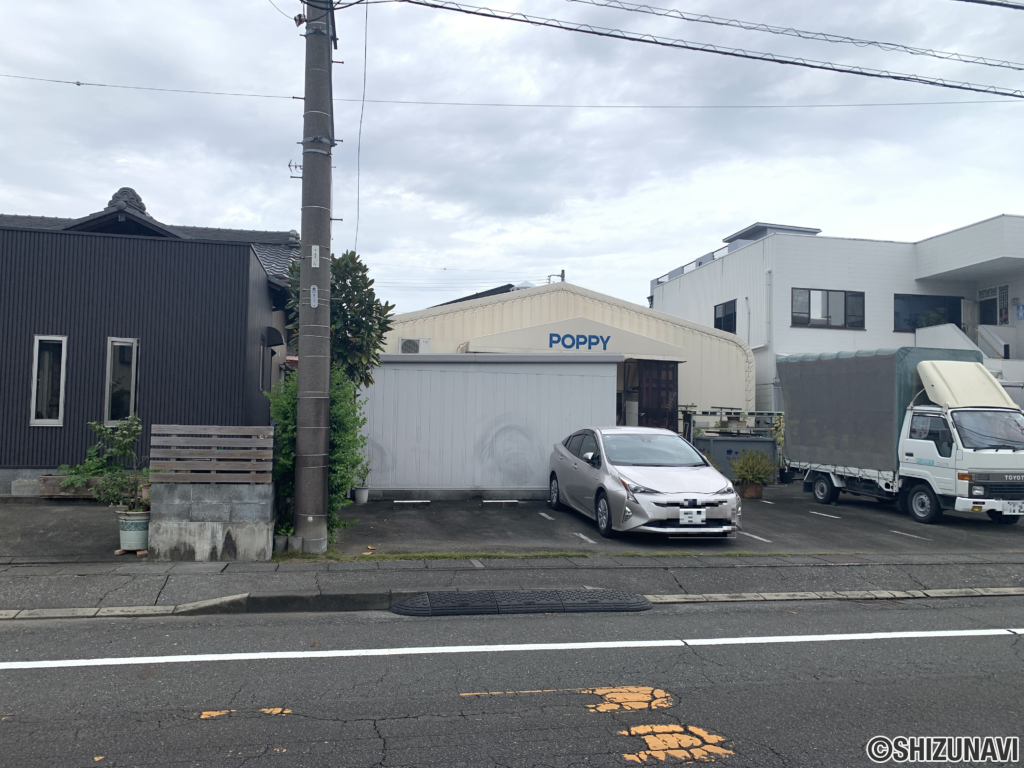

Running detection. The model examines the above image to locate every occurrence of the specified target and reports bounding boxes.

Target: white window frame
[30,335,68,427]
[104,337,139,426]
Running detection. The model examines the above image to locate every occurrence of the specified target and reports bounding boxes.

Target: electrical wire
[395,0,1024,100]
[4,73,1023,109]
[567,0,1024,72]
[353,0,370,254]
[948,0,1024,8]
[267,0,294,18]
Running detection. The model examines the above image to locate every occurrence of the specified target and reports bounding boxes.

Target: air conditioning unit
[399,337,431,354]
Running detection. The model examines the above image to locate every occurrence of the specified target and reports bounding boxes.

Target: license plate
[680,508,706,525]
[1006,501,1024,515]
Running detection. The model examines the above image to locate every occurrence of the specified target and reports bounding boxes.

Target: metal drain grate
[391,589,651,616]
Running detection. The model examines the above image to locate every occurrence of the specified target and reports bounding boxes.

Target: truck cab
[898,405,1024,524]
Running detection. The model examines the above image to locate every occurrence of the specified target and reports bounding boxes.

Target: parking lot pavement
[336,483,1024,557]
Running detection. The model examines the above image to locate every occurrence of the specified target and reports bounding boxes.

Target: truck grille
[973,482,1024,500]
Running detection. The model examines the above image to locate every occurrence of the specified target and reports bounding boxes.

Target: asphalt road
[337,484,1024,557]
[3,597,1022,766]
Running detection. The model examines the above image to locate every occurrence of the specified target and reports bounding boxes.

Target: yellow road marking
[619,724,733,763]
[461,686,673,711]
[260,708,292,716]
[200,710,235,719]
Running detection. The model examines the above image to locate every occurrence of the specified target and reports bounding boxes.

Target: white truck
[777,347,1024,525]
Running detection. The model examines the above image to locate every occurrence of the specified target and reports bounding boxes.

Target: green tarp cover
[776,347,982,473]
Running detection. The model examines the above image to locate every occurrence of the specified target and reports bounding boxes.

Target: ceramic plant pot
[117,508,151,551]
[354,487,369,505]
[736,482,763,499]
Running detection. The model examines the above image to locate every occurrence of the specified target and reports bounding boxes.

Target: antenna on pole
[547,270,565,284]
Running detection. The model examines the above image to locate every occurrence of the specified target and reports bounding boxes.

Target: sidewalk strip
[1,630,1020,671]
[738,532,771,543]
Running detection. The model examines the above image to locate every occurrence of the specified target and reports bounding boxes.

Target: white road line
[539,512,555,521]
[2,630,1020,671]
[760,500,774,504]
[809,511,841,519]
[739,531,772,543]
[573,532,597,544]
[891,530,931,541]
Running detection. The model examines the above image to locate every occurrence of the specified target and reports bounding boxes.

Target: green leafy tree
[57,415,149,510]
[267,367,365,544]
[287,250,396,388]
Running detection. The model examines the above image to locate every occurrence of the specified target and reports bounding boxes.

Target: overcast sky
[2,0,1023,312]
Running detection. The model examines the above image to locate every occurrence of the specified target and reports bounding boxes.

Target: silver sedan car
[547,426,741,538]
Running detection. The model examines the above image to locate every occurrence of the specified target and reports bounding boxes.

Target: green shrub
[267,366,365,544]
[728,449,775,485]
[57,415,149,510]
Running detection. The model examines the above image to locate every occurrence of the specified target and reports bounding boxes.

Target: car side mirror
[582,452,594,462]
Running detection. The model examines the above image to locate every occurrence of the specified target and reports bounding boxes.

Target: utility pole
[295,0,334,553]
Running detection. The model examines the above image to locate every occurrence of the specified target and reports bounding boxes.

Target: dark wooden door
[637,360,678,432]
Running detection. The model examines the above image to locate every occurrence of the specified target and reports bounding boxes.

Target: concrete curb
[1,586,1022,620]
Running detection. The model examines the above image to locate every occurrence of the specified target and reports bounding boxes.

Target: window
[104,337,139,424]
[578,433,600,464]
[30,335,67,426]
[602,433,705,467]
[791,289,865,329]
[566,433,585,457]
[893,294,962,332]
[714,300,736,334]
[978,285,1009,326]
[908,413,954,458]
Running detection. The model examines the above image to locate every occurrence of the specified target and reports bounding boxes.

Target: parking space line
[574,532,597,544]
[738,532,771,543]
[891,530,931,541]
[539,512,555,521]
[809,511,841,519]
[760,501,774,505]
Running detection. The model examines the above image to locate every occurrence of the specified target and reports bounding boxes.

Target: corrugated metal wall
[1,228,271,469]
[362,357,617,494]
[384,283,755,410]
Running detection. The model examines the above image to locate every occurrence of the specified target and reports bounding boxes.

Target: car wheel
[986,509,1021,525]
[595,492,616,538]
[549,475,564,511]
[812,474,840,505]
[908,485,943,524]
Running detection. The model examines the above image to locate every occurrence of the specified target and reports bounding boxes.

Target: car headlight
[972,486,985,497]
[714,483,736,496]
[619,476,659,503]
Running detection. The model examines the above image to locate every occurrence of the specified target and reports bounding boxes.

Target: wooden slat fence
[149,425,274,483]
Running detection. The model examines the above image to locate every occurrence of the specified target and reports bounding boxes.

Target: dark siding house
[0,188,298,491]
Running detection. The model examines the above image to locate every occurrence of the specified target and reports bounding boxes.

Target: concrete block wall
[148,483,274,562]
[0,469,53,495]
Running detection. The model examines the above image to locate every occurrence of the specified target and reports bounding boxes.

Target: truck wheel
[986,510,1020,525]
[907,485,943,524]
[812,474,840,505]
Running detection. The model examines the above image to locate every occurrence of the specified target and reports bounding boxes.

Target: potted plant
[63,415,150,555]
[274,517,293,553]
[353,459,371,505]
[728,449,775,499]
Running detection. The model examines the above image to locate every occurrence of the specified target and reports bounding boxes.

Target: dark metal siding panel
[0,228,254,468]
[244,249,274,426]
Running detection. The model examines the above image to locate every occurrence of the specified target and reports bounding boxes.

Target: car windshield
[951,410,1024,450]
[601,433,705,467]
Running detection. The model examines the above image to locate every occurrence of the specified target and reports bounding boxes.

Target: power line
[3,72,1022,109]
[948,0,1024,8]
[267,0,294,18]
[567,0,1024,72]
[396,0,1024,100]
[354,0,370,253]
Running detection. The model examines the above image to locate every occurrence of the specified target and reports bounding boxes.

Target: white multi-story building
[650,216,1024,410]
